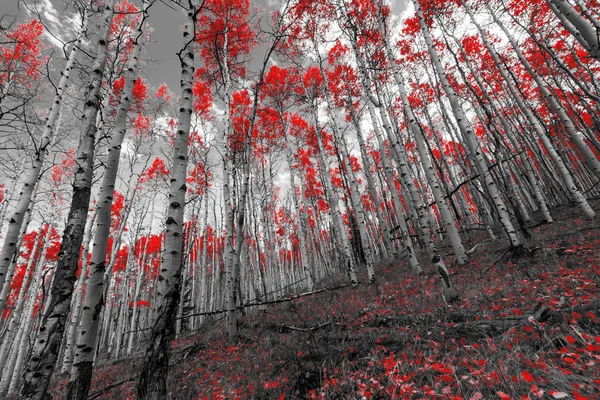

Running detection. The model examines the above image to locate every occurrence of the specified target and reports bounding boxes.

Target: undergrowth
[50,202,600,399]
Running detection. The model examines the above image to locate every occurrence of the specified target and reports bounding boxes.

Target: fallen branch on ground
[87,377,136,400]
[368,301,600,338]
[184,284,348,319]
[280,321,331,332]
[482,247,511,273]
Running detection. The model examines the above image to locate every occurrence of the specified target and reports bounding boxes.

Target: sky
[1,0,409,91]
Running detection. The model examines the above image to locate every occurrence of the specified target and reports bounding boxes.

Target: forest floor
[53,201,600,399]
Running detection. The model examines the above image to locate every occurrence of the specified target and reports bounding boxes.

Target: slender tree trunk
[61,207,97,376]
[136,3,197,397]
[66,3,149,398]
[0,180,40,317]
[0,7,88,299]
[546,0,600,59]
[20,3,114,399]
[463,0,595,219]
[283,123,314,290]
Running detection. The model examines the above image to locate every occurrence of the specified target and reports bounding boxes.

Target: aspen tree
[20,1,115,398]
[66,2,150,398]
[137,1,199,397]
[0,5,88,299]
[462,0,595,219]
[61,206,97,375]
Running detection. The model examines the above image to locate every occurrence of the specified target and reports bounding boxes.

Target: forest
[0,0,599,398]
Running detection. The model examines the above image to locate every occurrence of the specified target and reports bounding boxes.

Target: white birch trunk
[20,2,114,398]
[413,0,521,248]
[136,4,196,397]
[463,0,595,219]
[0,8,88,297]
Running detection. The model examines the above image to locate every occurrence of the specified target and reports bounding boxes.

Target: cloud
[27,0,80,52]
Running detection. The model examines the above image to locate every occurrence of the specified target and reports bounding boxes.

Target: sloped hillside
[51,202,600,399]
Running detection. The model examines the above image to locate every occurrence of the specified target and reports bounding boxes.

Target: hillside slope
[52,202,600,399]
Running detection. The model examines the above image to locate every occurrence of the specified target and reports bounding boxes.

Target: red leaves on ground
[521,370,534,383]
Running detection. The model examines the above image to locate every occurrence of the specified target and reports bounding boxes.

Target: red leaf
[521,371,534,383]
[497,392,511,400]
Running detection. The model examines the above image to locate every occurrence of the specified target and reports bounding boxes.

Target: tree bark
[19,2,114,398]
[66,3,149,398]
[136,3,197,397]
[0,5,88,303]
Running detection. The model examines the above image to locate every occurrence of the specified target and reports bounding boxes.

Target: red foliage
[0,19,47,90]
[193,68,213,117]
[140,157,170,184]
[196,0,256,82]
[134,113,151,137]
[132,77,148,105]
[187,162,212,195]
[113,246,129,272]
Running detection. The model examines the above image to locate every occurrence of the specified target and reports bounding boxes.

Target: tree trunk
[0,6,88,301]
[413,0,521,248]
[66,3,149,398]
[20,2,114,398]
[136,3,196,398]
[60,207,97,376]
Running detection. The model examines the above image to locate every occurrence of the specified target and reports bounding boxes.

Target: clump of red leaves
[51,202,600,399]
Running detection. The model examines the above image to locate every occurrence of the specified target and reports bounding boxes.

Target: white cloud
[26,0,81,52]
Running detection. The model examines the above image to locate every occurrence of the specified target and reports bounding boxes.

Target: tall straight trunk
[20,2,114,399]
[126,236,148,355]
[0,160,24,237]
[367,101,422,274]
[66,3,149,398]
[463,0,595,219]
[546,0,600,59]
[490,3,600,180]
[61,207,97,376]
[220,27,239,341]
[373,8,467,264]
[0,7,88,299]
[336,126,376,282]
[283,124,314,290]
[136,3,197,398]
[413,0,521,248]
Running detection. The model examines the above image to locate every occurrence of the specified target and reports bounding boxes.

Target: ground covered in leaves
[53,202,599,399]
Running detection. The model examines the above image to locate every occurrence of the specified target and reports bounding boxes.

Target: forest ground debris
[48,202,600,399]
